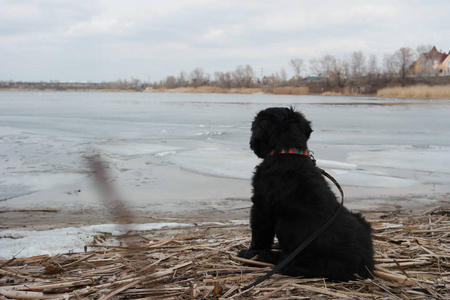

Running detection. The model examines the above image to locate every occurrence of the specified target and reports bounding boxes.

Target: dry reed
[1,207,449,299]
[147,86,309,95]
[272,87,309,95]
[145,87,263,94]
[377,85,450,99]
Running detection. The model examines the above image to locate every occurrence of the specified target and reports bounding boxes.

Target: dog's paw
[238,249,283,265]
[237,249,258,259]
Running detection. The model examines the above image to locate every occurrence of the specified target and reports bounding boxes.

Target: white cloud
[1,0,449,82]
[0,2,40,21]
[198,28,226,44]
[67,17,134,36]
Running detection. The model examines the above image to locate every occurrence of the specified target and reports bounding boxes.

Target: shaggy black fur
[238,107,374,281]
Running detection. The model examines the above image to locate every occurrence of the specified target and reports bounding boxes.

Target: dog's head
[250,107,312,158]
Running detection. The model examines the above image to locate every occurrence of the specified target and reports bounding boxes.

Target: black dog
[238,107,374,281]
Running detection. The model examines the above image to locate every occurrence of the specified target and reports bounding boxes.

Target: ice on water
[348,145,450,174]
[0,222,192,258]
[1,91,449,258]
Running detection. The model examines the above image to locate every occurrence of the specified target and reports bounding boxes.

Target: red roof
[424,46,448,63]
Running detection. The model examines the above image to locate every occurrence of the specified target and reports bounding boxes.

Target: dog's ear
[250,117,270,158]
[300,115,313,141]
[250,113,272,158]
[290,107,313,141]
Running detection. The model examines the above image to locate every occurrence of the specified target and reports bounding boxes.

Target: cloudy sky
[1,0,449,83]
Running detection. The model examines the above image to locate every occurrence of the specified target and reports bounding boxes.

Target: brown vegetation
[272,86,309,95]
[146,45,450,98]
[145,86,311,95]
[1,208,449,299]
[4,80,450,98]
[145,87,263,94]
[3,45,450,97]
[377,85,450,99]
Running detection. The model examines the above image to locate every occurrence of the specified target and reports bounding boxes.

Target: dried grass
[272,87,309,95]
[145,87,263,94]
[320,87,360,97]
[320,91,344,96]
[1,208,449,299]
[377,85,450,99]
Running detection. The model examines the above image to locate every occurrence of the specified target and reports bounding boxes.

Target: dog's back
[255,153,374,280]
[239,107,374,281]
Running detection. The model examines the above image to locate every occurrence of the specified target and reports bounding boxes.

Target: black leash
[240,151,345,292]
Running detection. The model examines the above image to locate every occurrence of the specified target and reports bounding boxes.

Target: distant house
[409,46,450,76]
[441,54,450,75]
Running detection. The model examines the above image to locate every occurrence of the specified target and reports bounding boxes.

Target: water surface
[1,91,449,207]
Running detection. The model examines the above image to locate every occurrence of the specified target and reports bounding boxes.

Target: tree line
[152,44,448,93]
[3,45,448,94]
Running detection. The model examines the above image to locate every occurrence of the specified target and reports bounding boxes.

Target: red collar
[269,148,316,164]
[270,148,312,156]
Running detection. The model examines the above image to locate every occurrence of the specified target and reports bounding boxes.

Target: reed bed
[147,86,308,95]
[145,87,263,94]
[272,87,309,95]
[376,85,450,99]
[1,207,449,299]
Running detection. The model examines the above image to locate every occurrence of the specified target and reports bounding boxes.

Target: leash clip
[308,150,316,166]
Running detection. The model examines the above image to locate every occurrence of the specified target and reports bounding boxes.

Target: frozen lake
[1,91,450,206]
[1,91,450,257]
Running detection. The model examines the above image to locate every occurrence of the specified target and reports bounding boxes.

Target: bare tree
[232,66,244,87]
[383,53,397,78]
[397,47,415,79]
[330,58,348,88]
[243,65,255,88]
[382,47,415,79]
[349,51,366,79]
[165,76,177,89]
[177,71,187,87]
[310,55,347,88]
[289,58,304,79]
[309,58,321,77]
[416,44,433,56]
[214,71,233,88]
[309,55,336,78]
[367,54,379,78]
[131,77,141,88]
[232,65,254,88]
[278,67,287,85]
[190,68,207,87]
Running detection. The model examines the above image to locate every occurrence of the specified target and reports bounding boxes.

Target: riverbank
[376,84,450,98]
[1,189,448,259]
[0,86,309,95]
[3,85,450,98]
[0,88,139,93]
[142,85,450,98]
[0,207,448,299]
[143,86,311,95]
[2,190,449,233]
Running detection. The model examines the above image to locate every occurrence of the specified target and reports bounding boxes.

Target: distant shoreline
[0,86,338,96]
[1,85,450,99]
[0,88,139,93]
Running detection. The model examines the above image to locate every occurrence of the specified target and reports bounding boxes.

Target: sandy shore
[0,199,250,231]
[1,208,449,299]
[2,160,448,232]
[1,139,448,232]
[1,167,448,259]
[2,191,448,232]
